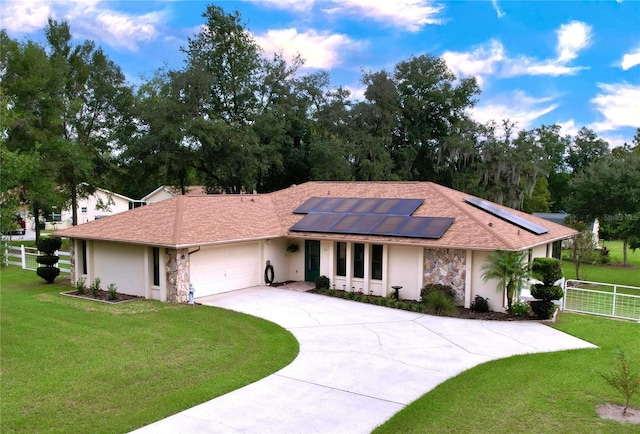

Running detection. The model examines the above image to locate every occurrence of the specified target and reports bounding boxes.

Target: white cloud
[0,0,51,33]
[471,90,559,129]
[620,46,640,70]
[323,0,444,32]
[491,0,505,18]
[442,39,504,86]
[556,21,592,63]
[589,82,640,132]
[255,28,362,69]
[443,21,591,85]
[557,119,580,138]
[247,0,315,12]
[0,0,165,51]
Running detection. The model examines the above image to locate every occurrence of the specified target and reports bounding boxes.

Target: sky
[2,0,639,148]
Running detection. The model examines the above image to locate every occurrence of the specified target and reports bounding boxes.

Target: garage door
[190,242,261,297]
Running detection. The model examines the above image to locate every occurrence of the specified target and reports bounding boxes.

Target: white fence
[563,279,640,321]
[4,245,71,273]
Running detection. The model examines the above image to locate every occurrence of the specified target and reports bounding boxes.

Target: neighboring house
[54,182,576,312]
[43,187,144,230]
[142,185,208,204]
[532,212,599,248]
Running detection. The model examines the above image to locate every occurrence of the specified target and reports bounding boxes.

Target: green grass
[375,312,640,433]
[562,240,640,287]
[0,266,298,433]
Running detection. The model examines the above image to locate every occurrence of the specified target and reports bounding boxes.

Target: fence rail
[4,245,70,273]
[563,279,640,321]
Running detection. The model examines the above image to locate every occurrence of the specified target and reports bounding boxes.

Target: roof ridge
[172,196,185,246]
[427,183,518,250]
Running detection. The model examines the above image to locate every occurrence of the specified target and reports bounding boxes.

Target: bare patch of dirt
[597,403,640,424]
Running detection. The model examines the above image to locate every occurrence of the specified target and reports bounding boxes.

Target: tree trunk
[33,204,41,243]
[623,240,628,267]
[71,183,78,226]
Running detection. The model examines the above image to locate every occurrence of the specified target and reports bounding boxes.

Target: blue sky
[2,0,639,147]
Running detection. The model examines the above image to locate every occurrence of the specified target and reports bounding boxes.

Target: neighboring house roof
[532,212,570,226]
[142,185,209,202]
[55,181,577,251]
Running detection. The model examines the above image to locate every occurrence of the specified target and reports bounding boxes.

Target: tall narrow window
[336,242,346,276]
[353,243,364,278]
[81,240,87,275]
[152,247,160,286]
[371,244,383,280]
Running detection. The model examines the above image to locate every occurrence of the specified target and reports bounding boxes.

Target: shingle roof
[55,181,576,251]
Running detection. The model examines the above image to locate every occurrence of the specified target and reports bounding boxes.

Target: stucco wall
[388,245,422,300]
[285,238,305,282]
[470,250,503,311]
[263,238,288,284]
[423,248,466,304]
[92,241,147,297]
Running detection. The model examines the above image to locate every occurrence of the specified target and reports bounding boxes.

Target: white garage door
[190,242,262,297]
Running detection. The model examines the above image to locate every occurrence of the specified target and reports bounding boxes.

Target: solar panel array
[291,197,455,240]
[463,197,548,235]
[293,197,424,216]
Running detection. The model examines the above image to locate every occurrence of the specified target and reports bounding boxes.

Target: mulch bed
[309,288,544,321]
[62,290,143,304]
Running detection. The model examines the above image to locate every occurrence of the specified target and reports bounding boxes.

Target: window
[81,207,87,214]
[353,243,364,278]
[50,212,62,222]
[129,201,145,209]
[371,244,383,280]
[152,247,160,286]
[81,240,87,275]
[336,242,347,276]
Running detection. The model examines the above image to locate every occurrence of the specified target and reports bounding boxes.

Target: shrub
[36,267,60,283]
[75,277,87,295]
[598,350,640,415]
[420,284,456,303]
[90,277,101,297]
[511,301,531,318]
[423,290,458,316]
[470,295,490,312]
[36,237,62,255]
[36,255,59,266]
[530,300,556,319]
[531,257,563,286]
[315,275,330,290]
[531,284,564,301]
[107,283,118,301]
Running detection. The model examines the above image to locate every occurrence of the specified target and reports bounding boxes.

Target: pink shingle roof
[55,181,576,251]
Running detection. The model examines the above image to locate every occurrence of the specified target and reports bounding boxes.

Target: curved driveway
[133,287,596,434]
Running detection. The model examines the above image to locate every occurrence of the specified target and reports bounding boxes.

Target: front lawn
[0,266,299,433]
[562,240,640,287]
[375,312,640,433]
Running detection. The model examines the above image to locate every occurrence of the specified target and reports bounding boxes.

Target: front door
[305,240,320,282]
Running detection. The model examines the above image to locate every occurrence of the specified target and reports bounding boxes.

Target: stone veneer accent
[423,248,466,303]
[166,248,190,303]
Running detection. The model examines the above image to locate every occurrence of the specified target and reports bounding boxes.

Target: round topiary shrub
[530,300,556,319]
[36,237,62,255]
[315,275,330,289]
[37,266,60,283]
[531,257,563,286]
[36,255,60,266]
[531,284,564,301]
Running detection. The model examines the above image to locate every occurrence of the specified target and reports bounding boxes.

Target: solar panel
[463,197,548,235]
[293,197,424,216]
[291,213,455,239]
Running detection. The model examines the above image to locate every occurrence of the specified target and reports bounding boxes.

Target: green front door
[305,240,320,282]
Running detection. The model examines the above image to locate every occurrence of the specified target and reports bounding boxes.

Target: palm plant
[481,250,530,312]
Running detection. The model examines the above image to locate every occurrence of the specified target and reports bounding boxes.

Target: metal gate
[563,279,640,321]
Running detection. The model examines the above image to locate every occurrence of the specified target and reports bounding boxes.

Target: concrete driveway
[132,286,596,434]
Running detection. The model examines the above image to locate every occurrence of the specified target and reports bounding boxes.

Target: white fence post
[21,245,26,269]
